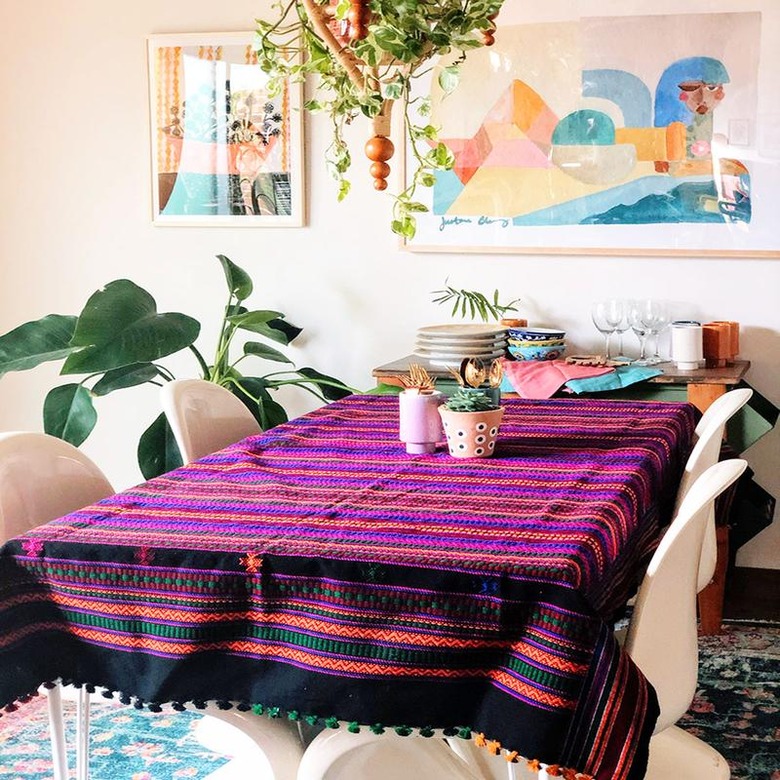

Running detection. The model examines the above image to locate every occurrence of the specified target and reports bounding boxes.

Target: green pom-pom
[347,722,361,733]
[305,714,319,726]
[369,723,386,735]
[395,725,413,736]
[252,704,264,716]
[267,707,281,719]
[457,727,472,740]
[324,717,340,729]
[419,726,435,738]
[287,710,301,721]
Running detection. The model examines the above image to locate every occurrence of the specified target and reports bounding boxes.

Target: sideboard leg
[688,382,728,636]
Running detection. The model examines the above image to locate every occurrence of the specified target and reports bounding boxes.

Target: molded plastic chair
[161,379,262,464]
[0,432,115,780]
[296,728,483,780]
[626,458,747,779]
[195,708,305,780]
[674,388,752,591]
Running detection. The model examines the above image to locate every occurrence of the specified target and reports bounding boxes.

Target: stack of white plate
[414,324,508,366]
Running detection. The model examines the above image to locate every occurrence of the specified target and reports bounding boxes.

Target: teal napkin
[565,365,663,394]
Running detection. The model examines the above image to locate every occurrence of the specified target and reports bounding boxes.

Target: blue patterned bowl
[507,327,566,342]
[507,343,566,361]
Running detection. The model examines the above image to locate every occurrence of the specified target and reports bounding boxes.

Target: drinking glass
[604,299,631,361]
[591,301,617,359]
[646,300,670,364]
[628,299,653,365]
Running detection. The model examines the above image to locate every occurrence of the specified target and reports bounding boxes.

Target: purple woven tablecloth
[0,395,696,779]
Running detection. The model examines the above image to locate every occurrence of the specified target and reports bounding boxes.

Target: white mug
[670,321,703,370]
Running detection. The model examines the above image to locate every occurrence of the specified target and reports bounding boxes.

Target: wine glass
[591,301,617,359]
[645,300,670,364]
[628,299,653,365]
[604,299,631,362]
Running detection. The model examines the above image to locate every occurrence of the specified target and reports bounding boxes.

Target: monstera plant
[255,0,505,237]
[0,255,351,479]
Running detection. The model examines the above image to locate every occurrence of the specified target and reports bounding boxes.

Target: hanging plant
[255,0,504,238]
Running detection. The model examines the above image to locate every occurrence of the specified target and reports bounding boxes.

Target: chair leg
[46,685,69,780]
[75,686,91,780]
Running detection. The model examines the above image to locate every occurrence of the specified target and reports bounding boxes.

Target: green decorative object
[0,255,352,479]
[443,387,499,412]
[431,282,520,322]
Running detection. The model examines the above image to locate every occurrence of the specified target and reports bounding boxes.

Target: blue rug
[0,624,777,779]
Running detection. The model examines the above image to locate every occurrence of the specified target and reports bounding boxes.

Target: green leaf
[267,318,303,344]
[228,310,285,329]
[0,314,78,376]
[437,65,460,94]
[91,363,161,396]
[243,341,293,364]
[233,377,288,429]
[43,384,97,447]
[62,280,200,375]
[137,412,183,480]
[297,367,352,401]
[217,254,253,301]
[337,179,351,201]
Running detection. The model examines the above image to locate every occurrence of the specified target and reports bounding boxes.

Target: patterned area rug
[681,623,780,780]
[0,624,777,779]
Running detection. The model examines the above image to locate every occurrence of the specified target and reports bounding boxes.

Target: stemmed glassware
[628,300,670,365]
[592,300,630,361]
[646,300,670,364]
[591,301,618,359]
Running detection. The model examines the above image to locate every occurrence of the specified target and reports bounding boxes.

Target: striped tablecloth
[0,395,696,780]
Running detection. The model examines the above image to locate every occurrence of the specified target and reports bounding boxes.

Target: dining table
[0,394,697,780]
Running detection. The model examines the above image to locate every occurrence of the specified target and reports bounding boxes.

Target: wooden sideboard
[373,356,752,635]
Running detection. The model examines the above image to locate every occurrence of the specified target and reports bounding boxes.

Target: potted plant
[438,387,503,458]
[254,0,506,238]
[431,281,521,323]
[0,255,352,479]
[396,363,444,454]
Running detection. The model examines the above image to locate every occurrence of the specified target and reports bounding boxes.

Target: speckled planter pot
[438,406,504,458]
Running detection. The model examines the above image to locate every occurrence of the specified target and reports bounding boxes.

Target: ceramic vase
[438,406,504,458]
[398,390,445,454]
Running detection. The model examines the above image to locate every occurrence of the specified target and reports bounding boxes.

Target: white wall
[1,0,778,568]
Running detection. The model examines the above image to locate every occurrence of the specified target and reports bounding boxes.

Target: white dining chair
[0,431,115,780]
[673,388,752,591]
[160,379,262,464]
[296,727,484,780]
[626,458,747,780]
[195,707,305,780]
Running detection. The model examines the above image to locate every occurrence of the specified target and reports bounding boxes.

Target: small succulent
[444,387,500,412]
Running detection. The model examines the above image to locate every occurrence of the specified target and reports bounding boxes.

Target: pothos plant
[254,0,505,238]
[0,255,352,479]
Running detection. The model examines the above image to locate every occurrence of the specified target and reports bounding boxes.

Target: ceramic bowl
[507,343,566,361]
[508,337,565,348]
[507,327,566,342]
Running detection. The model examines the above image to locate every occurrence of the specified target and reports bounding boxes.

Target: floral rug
[680,623,780,780]
[0,623,777,779]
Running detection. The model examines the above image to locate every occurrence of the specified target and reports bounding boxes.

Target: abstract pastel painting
[148,33,304,226]
[405,2,780,255]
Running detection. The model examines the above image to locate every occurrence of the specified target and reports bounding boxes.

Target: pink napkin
[502,359,614,399]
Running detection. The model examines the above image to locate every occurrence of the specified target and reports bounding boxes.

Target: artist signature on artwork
[439,215,510,231]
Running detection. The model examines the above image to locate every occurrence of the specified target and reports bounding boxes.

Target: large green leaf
[217,255,253,302]
[297,367,353,401]
[61,280,200,375]
[228,310,285,330]
[43,384,97,446]
[0,314,78,376]
[235,317,302,346]
[137,412,183,480]
[92,363,161,396]
[243,341,293,364]
[232,377,288,429]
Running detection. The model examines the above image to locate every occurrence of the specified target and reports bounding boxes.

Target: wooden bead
[370,161,391,180]
[365,135,395,162]
[373,178,388,191]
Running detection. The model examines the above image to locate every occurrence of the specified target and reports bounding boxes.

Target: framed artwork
[403,0,780,256]
[147,32,304,226]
